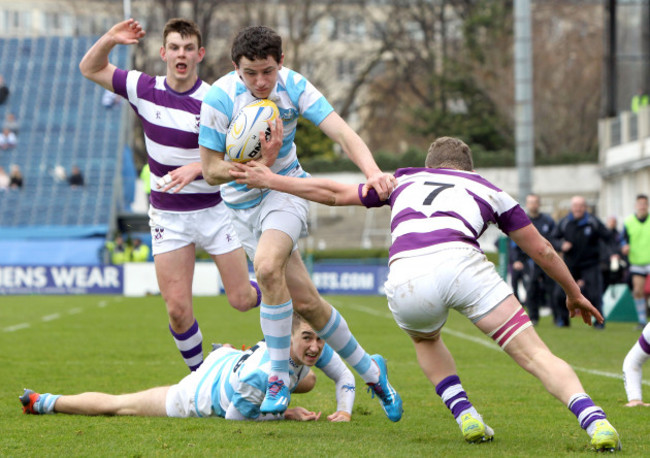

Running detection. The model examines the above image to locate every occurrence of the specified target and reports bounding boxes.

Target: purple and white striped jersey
[359,167,531,263]
[113,69,221,212]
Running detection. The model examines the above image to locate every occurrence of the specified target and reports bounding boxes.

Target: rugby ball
[225,99,280,163]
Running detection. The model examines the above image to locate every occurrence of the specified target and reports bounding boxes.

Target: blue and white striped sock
[35,393,61,414]
[260,300,293,385]
[317,306,378,384]
[170,320,203,372]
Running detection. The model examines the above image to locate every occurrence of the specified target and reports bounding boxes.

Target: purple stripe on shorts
[148,155,204,181]
[151,190,222,212]
[639,334,650,354]
[390,229,480,259]
[141,117,199,149]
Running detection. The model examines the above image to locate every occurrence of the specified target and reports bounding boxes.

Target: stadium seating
[0,36,128,234]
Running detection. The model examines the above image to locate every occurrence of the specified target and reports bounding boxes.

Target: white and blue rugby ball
[225,99,280,163]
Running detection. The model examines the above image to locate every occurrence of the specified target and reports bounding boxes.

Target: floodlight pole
[514,0,534,204]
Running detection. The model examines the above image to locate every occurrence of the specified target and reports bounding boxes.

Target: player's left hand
[327,411,351,422]
[284,407,322,421]
[229,160,272,188]
[566,294,604,326]
[156,162,203,193]
[259,118,283,167]
[362,172,396,200]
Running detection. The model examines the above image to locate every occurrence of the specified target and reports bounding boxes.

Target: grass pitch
[1,294,648,456]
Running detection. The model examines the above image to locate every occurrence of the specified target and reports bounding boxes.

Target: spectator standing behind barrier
[9,164,23,189]
[552,196,611,329]
[600,215,626,292]
[130,237,150,262]
[622,194,650,328]
[67,165,85,187]
[512,194,559,326]
[631,89,649,113]
[3,113,19,133]
[0,165,9,191]
[0,127,17,150]
[0,75,9,105]
[105,234,129,265]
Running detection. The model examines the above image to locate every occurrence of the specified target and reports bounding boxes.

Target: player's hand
[107,19,146,45]
[284,407,321,421]
[512,261,524,271]
[230,161,273,189]
[624,400,650,407]
[362,172,396,200]
[561,240,572,253]
[156,162,203,193]
[259,118,283,167]
[566,294,603,326]
[327,411,351,422]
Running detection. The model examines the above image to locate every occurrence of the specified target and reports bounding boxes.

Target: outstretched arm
[509,224,604,325]
[79,18,146,90]
[319,112,396,199]
[230,160,363,207]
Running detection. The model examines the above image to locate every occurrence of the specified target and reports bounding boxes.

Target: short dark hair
[163,18,202,49]
[636,194,648,201]
[425,137,474,171]
[231,26,282,66]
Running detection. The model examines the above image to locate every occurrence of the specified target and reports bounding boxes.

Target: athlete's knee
[166,300,193,329]
[225,286,256,312]
[254,257,285,287]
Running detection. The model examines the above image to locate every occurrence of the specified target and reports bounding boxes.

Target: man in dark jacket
[512,194,558,326]
[553,195,611,328]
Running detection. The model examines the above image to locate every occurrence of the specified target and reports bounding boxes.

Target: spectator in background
[631,89,649,113]
[0,165,9,191]
[3,112,19,133]
[517,194,559,326]
[0,127,17,150]
[9,164,23,189]
[600,215,626,292]
[622,194,650,329]
[0,75,9,105]
[508,239,527,303]
[139,162,151,197]
[105,234,129,265]
[130,237,150,262]
[68,165,85,187]
[553,196,611,329]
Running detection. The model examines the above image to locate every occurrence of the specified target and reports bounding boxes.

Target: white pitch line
[3,323,30,332]
[345,302,650,385]
[42,313,61,322]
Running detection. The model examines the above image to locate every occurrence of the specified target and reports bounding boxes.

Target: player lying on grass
[230,136,622,451]
[20,313,354,422]
[622,321,650,407]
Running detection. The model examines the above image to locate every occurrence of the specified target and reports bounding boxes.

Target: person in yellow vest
[622,194,650,328]
[130,237,151,262]
[105,234,130,265]
[631,90,649,113]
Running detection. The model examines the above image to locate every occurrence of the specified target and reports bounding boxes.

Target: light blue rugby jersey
[205,341,337,419]
[199,67,334,209]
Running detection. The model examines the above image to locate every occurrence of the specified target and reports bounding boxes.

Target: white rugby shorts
[629,263,650,276]
[228,190,309,261]
[149,204,241,256]
[384,247,513,336]
[165,346,239,418]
